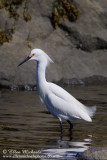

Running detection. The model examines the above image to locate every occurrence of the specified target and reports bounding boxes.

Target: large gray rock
[0,0,107,88]
[77,147,107,160]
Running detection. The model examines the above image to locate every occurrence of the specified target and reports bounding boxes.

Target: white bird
[18,49,96,131]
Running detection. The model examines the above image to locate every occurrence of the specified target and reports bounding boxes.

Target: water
[0,85,107,159]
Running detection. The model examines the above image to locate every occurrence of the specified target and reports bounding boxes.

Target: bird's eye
[32,53,35,56]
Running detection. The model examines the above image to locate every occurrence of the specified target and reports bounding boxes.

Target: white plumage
[18,49,96,131]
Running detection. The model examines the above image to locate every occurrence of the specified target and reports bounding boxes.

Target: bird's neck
[36,61,47,88]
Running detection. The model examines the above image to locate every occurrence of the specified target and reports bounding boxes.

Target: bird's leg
[67,120,73,131]
[58,117,63,132]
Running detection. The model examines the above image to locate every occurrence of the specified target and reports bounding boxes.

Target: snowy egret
[18,49,96,131]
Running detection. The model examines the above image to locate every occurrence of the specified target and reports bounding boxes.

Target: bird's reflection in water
[41,132,92,159]
[60,129,73,140]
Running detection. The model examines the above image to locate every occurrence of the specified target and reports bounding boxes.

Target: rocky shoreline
[0,0,107,88]
[0,75,107,91]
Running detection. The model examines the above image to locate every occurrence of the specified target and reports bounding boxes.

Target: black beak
[17,56,31,67]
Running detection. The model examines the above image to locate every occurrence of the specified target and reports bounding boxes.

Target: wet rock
[0,0,107,88]
[59,75,107,85]
[77,147,107,160]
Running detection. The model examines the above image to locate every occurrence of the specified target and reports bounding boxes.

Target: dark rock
[77,147,107,160]
[60,75,107,85]
[60,24,107,51]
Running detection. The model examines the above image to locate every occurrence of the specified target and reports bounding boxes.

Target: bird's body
[18,49,96,131]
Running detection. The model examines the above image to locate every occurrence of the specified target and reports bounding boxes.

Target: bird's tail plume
[44,52,54,66]
[86,105,96,117]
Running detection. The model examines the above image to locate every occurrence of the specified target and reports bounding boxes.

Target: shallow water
[0,85,107,159]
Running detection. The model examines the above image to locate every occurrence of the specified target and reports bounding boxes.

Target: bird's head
[18,48,53,67]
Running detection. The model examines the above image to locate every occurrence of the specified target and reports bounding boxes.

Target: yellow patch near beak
[29,53,35,57]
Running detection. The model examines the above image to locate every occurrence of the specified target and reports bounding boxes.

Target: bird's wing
[48,83,96,119]
[48,82,86,110]
[46,87,92,121]
[48,82,78,103]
